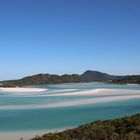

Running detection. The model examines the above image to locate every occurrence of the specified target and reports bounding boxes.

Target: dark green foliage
[31,114,140,140]
[0,84,17,87]
[111,75,140,84]
[81,70,120,81]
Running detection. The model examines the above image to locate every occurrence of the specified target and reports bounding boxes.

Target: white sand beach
[0,87,47,93]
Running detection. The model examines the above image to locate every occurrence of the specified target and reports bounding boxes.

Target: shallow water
[0,82,140,132]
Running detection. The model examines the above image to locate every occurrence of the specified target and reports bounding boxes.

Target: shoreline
[1,113,140,140]
[0,128,67,140]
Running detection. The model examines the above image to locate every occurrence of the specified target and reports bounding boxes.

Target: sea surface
[0,82,140,133]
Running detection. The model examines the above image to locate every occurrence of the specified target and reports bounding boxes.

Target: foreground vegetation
[31,113,140,140]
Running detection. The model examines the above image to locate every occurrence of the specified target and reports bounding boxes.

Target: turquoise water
[0,82,140,131]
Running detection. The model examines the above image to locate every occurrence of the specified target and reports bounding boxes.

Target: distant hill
[1,70,122,86]
[1,70,139,86]
[111,75,140,84]
[31,113,140,140]
[81,70,122,81]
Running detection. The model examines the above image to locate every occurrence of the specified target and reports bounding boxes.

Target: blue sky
[0,0,140,80]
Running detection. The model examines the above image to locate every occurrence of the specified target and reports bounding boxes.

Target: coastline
[1,113,140,140]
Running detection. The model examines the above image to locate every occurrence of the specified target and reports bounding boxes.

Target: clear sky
[0,0,140,80]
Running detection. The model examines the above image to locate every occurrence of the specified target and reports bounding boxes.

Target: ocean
[0,82,140,139]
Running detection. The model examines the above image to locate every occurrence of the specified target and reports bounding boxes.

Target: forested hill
[1,70,122,86]
[111,75,140,84]
[1,70,140,87]
[31,113,140,140]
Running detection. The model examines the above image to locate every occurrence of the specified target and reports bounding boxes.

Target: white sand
[46,89,140,96]
[1,89,140,110]
[35,94,140,109]
[0,87,47,93]
[49,94,140,108]
[0,88,140,110]
[46,89,78,94]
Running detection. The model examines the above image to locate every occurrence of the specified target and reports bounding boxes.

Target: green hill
[31,113,140,140]
[1,70,122,86]
[1,70,140,87]
[111,75,140,84]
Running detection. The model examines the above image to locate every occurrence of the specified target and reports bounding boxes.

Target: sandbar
[0,87,47,92]
[46,89,140,96]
